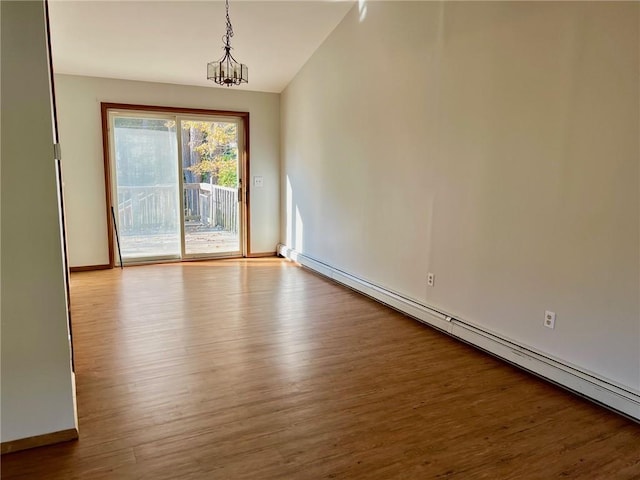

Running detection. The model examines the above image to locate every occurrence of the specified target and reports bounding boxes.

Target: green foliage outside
[182,121,238,188]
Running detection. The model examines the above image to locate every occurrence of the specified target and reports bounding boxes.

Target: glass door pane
[111,114,181,262]
[180,118,241,257]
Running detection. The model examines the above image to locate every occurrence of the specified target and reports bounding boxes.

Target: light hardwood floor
[2,258,639,479]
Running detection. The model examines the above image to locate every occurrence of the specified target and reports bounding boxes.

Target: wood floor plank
[2,258,639,479]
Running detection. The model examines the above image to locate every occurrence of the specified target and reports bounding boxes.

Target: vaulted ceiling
[48,1,354,93]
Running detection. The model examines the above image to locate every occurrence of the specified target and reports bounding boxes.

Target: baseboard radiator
[277,244,640,422]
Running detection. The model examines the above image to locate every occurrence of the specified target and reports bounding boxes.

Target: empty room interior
[1,0,639,478]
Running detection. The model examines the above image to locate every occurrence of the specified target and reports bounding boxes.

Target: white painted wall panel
[281,2,640,391]
[1,0,77,442]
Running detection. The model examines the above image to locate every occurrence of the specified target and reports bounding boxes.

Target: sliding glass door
[111,114,181,262]
[108,110,244,265]
[180,117,242,257]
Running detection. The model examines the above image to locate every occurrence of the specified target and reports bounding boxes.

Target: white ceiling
[48,1,354,93]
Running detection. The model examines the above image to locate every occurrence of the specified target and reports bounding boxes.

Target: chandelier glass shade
[207,0,248,87]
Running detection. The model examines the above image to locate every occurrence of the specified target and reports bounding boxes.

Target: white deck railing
[117,183,238,234]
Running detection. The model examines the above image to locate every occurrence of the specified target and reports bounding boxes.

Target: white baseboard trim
[278,244,640,422]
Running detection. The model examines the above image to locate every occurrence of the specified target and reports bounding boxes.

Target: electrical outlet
[427,273,435,287]
[544,310,556,329]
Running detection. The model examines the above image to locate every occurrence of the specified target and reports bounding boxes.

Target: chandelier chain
[224,0,234,48]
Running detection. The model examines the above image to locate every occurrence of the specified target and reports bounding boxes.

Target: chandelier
[207,0,248,87]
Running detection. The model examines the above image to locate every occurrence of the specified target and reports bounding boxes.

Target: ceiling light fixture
[207,0,248,87]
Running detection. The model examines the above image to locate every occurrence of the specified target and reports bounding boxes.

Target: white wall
[55,75,280,267]
[281,2,640,391]
[1,0,77,442]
